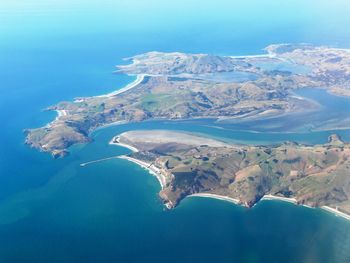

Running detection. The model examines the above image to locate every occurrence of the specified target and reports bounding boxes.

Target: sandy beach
[188,193,240,205]
[262,195,350,221]
[187,193,350,221]
[109,133,168,189]
[118,155,167,189]
[56,109,68,120]
[321,206,350,221]
[97,74,145,98]
[45,109,68,128]
[261,194,297,204]
[109,136,139,152]
[188,193,296,207]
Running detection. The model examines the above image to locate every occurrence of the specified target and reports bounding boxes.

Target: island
[113,130,350,219]
[25,44,350,158]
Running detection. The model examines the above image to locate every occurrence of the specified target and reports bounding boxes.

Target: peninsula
[114,130,350,218]
[25,44,350,158]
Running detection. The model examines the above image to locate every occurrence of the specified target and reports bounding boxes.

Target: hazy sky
[1,0,350,51]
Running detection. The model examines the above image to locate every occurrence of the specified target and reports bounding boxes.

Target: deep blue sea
[1,1,350,262]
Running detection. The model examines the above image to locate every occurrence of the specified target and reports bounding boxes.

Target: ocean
[1,0,350,262]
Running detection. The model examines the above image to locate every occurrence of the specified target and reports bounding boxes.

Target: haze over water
[1,1,350,262]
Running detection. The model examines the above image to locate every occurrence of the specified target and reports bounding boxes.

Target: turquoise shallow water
[1,0,350,262]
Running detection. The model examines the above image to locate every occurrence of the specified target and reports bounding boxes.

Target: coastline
[92,120,128,134]
[321,206,350,221]
[31,48,350,223]
[109,135,168,189]
[118,155,167,189]
[187,193,297,207]
[109,136,139,152]
[188,193,240,205]
[56,109,68,119]
[96,74,145,98]
[108,132,350,222]
[45,109,68,128]
[186,193,350,222]
[260,195,350,222]
[261,194,297,204]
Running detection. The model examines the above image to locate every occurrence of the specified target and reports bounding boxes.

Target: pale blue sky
[1,0,350,51]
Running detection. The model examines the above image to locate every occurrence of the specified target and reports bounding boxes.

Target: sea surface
[1,0,350,262]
